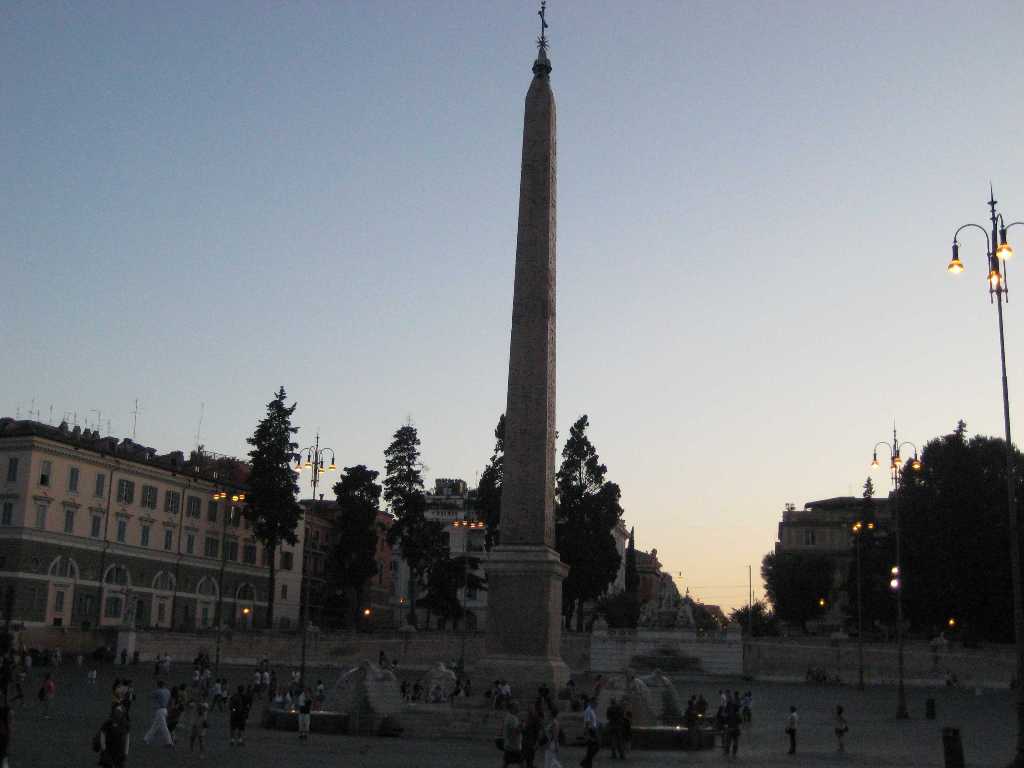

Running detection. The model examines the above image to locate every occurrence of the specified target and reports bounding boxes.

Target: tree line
[241,387,628,630]
[753,420,1024,643]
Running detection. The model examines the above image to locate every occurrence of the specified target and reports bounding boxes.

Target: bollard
[926,698,936,720]
[941,727,965,768]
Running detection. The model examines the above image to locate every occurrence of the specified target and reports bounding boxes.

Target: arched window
[48,556,78,580]
[103,565,129,586]
[153,572,175,591]
[196,578,218,597]
[236,583,255,601]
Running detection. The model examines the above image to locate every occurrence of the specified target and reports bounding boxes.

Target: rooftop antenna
[72,411,78,428]
[130,399,141,440]
[91,409,102,435]
[48,405,54,425]
[195,402,205,451]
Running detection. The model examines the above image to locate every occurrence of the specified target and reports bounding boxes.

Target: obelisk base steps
[475,545,570,691]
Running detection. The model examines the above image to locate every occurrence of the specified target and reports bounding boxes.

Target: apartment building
[0,418,302,630]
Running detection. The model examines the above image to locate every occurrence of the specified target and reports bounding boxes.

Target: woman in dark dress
[99,706,131,768]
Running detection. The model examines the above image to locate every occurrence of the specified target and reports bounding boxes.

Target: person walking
[40,673,56,718]
[785,705,798,755]
[834,705,848,753]
[502,700,524,767]
[724,691,741,757]
[0,700,11,768]
[606,697,625,759]
[297,688,312,741]
[189,701,209,757]
[522,699,543,768]
[581,696,600,768]
[543,710,562,768]
[142,680,174,748]
[99,706,131,768]
[229,685,250,746]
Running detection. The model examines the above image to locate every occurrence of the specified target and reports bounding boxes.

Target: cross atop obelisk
[479,2,569,690]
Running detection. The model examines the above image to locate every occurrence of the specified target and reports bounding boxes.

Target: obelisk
[480,4,570,689]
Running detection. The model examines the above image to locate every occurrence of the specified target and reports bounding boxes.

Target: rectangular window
[803,529,816,546]
[204,536,219,558]
[186,496,201,518]
[243,543,257,564]
[39,461,52,487]
[281,584,288,600]
[1,502,11,526]
[207,500,218,523]
[5,458,17,483]
[104,596,122,618]
[91,515,102,538]
[224,540,238,562]
[116,519,126,543]
[35,503,47,530]
[116,479,134,505]
[280,551,294,571]
[140,485,157,509]
[54,590,65,612]
[67,467,80,492]
[229,506,240,527]
[140,525,150,547]
[186,532,195,555]
[200,604,210,627]
[157,602,166,623]
[164,528,173,550]
[165,491,180,514]
[95,473,106,498]
[63,508,75,534]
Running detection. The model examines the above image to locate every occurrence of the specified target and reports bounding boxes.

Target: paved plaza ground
[3,664,1017,767]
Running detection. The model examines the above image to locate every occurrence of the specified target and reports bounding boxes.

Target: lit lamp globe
[948,242,965,274]
[996,238,1014,261]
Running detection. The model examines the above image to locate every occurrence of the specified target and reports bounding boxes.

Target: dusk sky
[3,1,1022,610]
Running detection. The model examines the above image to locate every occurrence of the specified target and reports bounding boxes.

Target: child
[190,701,209,756]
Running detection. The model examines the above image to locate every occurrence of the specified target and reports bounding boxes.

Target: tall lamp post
[948,188,1023,764]
[213,487,245,677]
[294,433,336,687]
[850,519,875,690]
[870,428,921,719]
[452,518,484,671]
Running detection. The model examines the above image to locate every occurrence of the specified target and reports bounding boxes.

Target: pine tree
[555,415,624,631]
[383,424,445,627]
[244,387,302,629]
[476,414,505,550]
[329,465,383,627]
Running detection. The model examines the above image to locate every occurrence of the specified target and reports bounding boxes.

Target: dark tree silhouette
[476,414,505,550]
[383,424,444,627]
[244,387,302,629]
[555,415,624,631]
[327,465,382,627]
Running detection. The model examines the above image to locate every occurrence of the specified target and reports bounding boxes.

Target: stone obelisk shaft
[481,45,569,689]
[502,48,556,547]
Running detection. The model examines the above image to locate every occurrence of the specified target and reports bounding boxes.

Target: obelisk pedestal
[477,35,569,691]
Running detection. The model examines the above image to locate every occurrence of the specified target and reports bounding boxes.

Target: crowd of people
[91,652,326,766]
[0,641,868,767]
